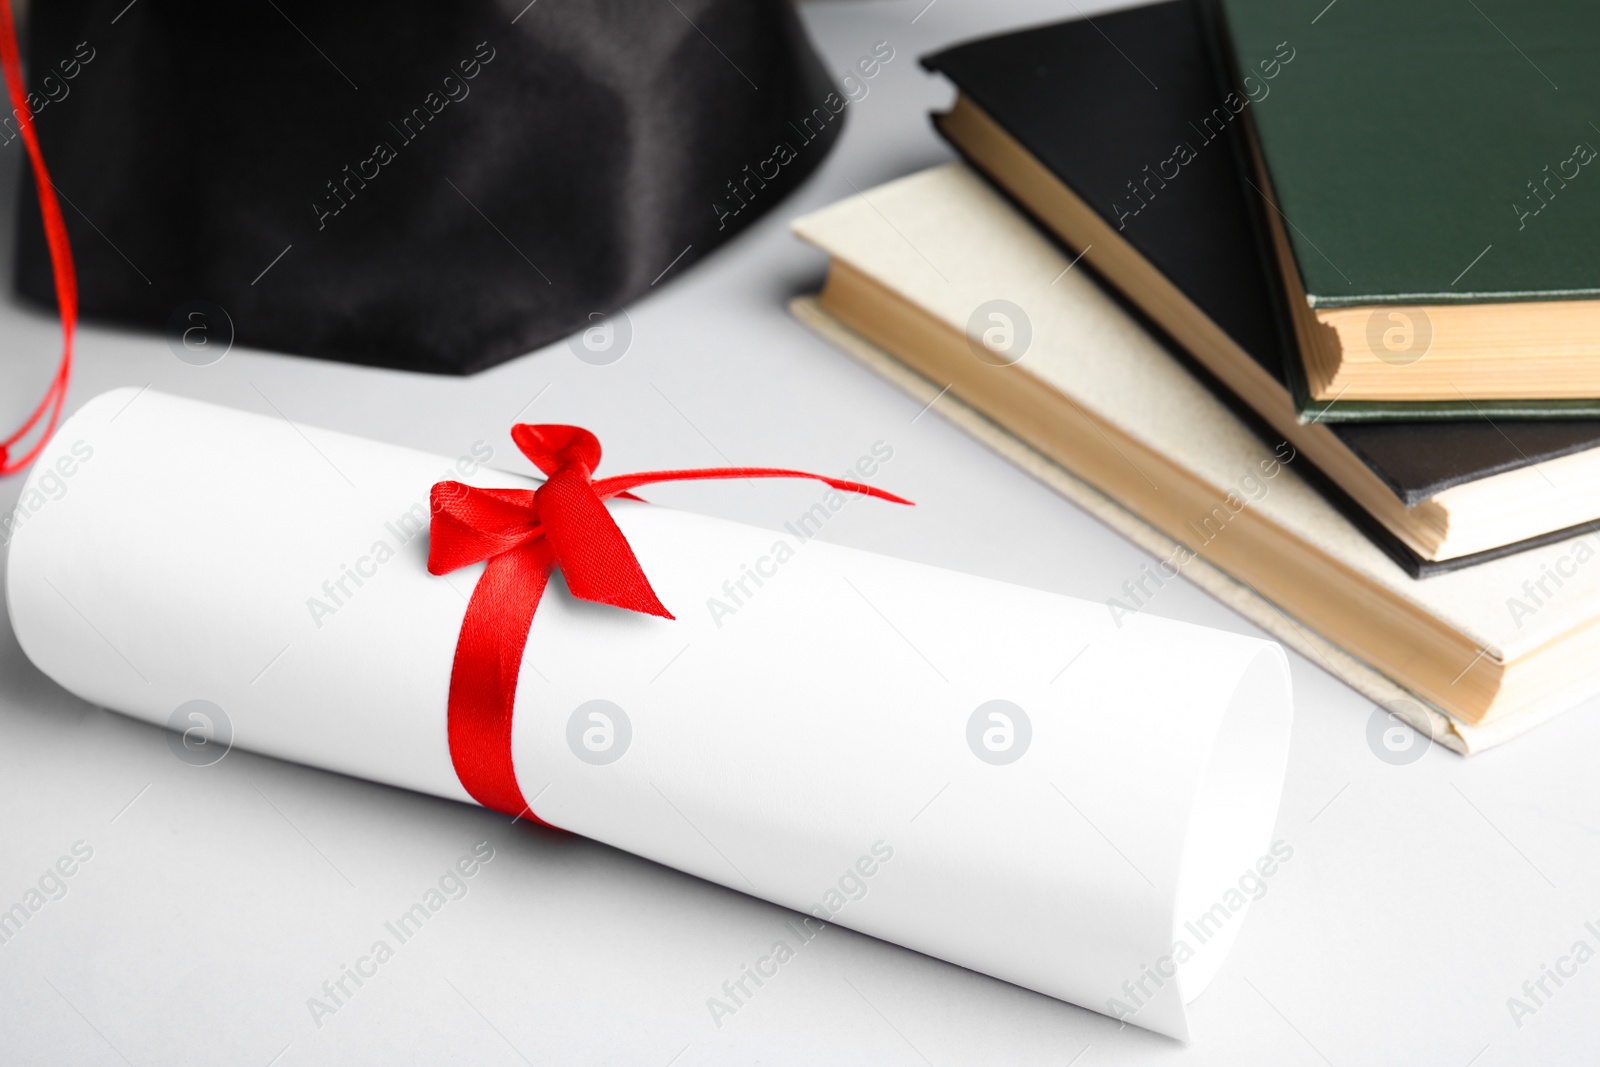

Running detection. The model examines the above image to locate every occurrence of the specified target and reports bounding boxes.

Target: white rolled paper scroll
[5,388,1292,1040]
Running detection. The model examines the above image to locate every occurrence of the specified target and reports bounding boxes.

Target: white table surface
[3,1,1598,1063]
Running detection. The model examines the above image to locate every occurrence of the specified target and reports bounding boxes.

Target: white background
[1,0,1598,1063]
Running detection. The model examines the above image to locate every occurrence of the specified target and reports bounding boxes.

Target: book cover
[1215,0,1600,308]
[922,0,1600,421]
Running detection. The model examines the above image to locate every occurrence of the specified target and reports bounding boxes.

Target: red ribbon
[0,0,79,477]
[429,424,912,820]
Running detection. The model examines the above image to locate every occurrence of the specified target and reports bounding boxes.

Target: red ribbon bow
[428,424,911,820]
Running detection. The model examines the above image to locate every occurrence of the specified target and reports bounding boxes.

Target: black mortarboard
[13,0,845,373]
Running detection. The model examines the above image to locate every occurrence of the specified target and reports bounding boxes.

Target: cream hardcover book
[791,164,1600,752]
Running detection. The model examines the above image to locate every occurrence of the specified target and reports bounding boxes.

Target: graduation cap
[5,0,844,392]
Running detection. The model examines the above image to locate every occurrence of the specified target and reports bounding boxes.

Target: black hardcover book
[921,0,1600,577]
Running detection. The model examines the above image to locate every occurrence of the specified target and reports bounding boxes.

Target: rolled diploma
[5,388,1291,1039]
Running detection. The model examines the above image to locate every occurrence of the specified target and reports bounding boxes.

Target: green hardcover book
[1214,0,1600,405]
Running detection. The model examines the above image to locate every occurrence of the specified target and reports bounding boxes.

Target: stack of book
[790,0,1600,752]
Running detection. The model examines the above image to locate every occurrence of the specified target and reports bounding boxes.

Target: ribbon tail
[592,468,914,507]
[539,469,673,619]
[446,539,555,821]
